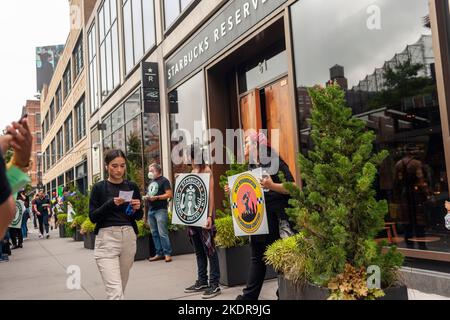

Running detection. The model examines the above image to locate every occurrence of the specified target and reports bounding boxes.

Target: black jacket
[89,180,143,235]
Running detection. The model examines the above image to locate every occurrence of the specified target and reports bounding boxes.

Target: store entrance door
[239,76,297,178]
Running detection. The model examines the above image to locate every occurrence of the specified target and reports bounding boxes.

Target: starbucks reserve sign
[166,0,287,88]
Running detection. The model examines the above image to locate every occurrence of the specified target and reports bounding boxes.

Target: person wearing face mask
[144,163,173,263]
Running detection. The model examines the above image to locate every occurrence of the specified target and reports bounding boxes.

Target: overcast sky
[0,0,70,131]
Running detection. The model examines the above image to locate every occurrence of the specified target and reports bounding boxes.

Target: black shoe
[11,245,19,250]
[236,294,252,300]
[18,245,23,248]
[202,284,221,299]
[184,281,209,293]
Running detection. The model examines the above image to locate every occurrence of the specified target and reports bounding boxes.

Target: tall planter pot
[169,229,194,256]
[83,232,96,250]
[73,226,83,242]
[59,225,66,238]
[278,276,409,300]
[135,235,156,261]
[218,244,277,287]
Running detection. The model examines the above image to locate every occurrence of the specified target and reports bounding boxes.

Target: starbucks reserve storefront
[163,0,450,280]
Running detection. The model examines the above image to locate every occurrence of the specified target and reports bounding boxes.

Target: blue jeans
[148,209,172,256]
[21,209,29,238]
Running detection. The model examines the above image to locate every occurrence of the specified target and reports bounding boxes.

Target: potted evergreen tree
[71,215,87,242]
[81,218,96,250]
[57,213,69,238]
[66,190,89,242]
[265,84,406,300]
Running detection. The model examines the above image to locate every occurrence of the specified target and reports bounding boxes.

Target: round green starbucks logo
[148,182,159,197]
[174,175,207,225]
[12,201,23,226]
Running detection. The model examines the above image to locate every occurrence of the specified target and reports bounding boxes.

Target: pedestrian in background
[33,189,51,239]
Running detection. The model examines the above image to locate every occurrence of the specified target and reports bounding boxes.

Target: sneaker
[46,234,50,239]
[0,255,9,263]
[184,281,209,293]
[38,234,43,239]
[202,284,221,299]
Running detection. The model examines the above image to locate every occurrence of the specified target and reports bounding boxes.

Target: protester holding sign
[225,131,295,300]
[182,144,221,299]
[89,149,143,300]
[10,195,25,249]
[144,163,173,263]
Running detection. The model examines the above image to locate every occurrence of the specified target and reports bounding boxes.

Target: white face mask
[148,172,155,180]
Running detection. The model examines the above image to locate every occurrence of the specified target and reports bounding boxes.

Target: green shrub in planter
[71,215,87,229]
[265,234,311,284]
[57,213,67,226]
[167,210,186,232]
[65,224,75,237]
[137,220,151,238]
[81,218,96,234]
[215,216,247,249]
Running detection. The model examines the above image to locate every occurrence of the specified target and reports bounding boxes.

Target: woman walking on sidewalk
[183,144,221,299]
[89,149,143,300]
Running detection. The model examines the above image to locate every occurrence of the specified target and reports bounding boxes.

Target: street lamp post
[36,152,43,190]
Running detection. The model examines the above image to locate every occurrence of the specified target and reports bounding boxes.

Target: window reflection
[291,0,449,253]
[123,0,156,74]
[101,89,161,190]
[169,71,207,177]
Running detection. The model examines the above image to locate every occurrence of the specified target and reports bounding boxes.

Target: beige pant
[94,226,137,300]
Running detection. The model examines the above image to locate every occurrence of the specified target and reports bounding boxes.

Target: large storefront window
[64,114,73,152]
[88,23,99,113]
[99,0,120,100]
[76,161,88,194]
[169,71,207,177]
[163,0,193,29]
[75,97,86,142]
[291,0,449,253]
[102,89,160,189]
[65,168,74,189]
[123,0,156,74]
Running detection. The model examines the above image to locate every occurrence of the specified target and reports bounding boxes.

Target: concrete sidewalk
[0,226,448,300]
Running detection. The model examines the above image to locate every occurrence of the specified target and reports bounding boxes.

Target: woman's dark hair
[190,144,206,169]
[104,149,127,165]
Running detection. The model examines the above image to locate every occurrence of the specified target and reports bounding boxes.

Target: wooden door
[264,77,297,180]
[239,89,262,132]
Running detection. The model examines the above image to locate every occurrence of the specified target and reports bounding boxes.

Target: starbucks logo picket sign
[10,200,25,229]
[173,173,210,228]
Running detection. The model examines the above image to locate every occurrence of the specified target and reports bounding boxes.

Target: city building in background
[40,0,95,195]
[36,45,65,93]
[21,100,42,189]
[41,0,450,293]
